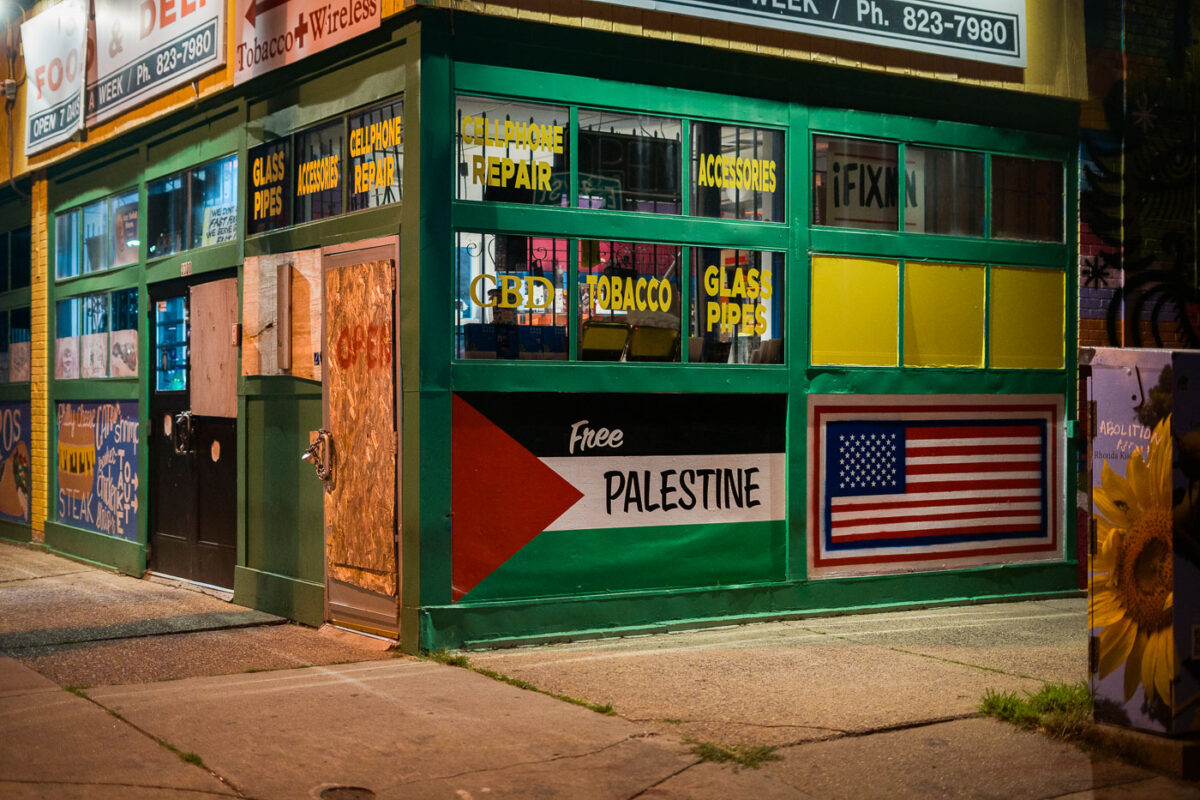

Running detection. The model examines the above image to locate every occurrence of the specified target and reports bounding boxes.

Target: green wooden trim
[233,566,324,627]
[241,376,323,397]
[0,519,32,543]
[50,380,140,400]
[145,241,241,285]
[0,287,32,311]
[44,521,145,576]
[805,368,1069,395]
[454,62,790,127]
[244,204,403,256]
[450,362,789,393]
[52,266,140,297]
[49,150,141,211]
[809,230,1067,267]
[0,385,31,402]
[144,104,243,181]
[416,561,1080,650]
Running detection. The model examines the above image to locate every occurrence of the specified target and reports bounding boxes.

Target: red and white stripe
[830,424,1043,542]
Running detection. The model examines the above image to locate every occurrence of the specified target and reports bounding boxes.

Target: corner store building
[0,1,1086,652]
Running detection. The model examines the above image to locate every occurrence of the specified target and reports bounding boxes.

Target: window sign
[21,0,87,156]
[578,111,682,214]
[579,240,681,362]
[147,174,186,257]
[192,156,239,248]
[456,97,568,206]
[456,233,568,360]
[55,210,80,280]
[82,199,108,274]
[349,98,404,212]
[110,191,139,267]
[294,122,343,224]
[690,249,784,364]
[248,139,290,234]
[55,298,81,380]
[813,136,917,231]
[109,288,138,378]
[691,123,784,222]
[80,293,109,379]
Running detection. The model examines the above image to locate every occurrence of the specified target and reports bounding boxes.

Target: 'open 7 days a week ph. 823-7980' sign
[591,0,1025,68]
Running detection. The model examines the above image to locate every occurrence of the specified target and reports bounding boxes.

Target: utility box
[1084,347,1200,735]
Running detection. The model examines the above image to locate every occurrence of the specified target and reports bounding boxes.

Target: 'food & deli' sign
[21,0,87,156]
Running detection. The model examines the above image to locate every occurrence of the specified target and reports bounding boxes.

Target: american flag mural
[809,396,1063,577]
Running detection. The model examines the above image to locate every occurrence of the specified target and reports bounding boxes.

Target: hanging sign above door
[590,0,1025,68]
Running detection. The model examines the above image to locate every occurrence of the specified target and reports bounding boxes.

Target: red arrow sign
[245,0,289,25]
[451,395,583,602]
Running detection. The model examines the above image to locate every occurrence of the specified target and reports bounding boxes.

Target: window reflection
[191,155,239,248]
[147,174,186,258]
[690,249,784,364]
[692,123,784,222]
[579,240,681,361]
[578,111,681,214]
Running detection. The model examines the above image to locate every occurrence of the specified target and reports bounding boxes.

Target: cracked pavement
[4,542,1200,798]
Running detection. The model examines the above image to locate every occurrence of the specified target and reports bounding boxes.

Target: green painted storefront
[34,8,1081,653]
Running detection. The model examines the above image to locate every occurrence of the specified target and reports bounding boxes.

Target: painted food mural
[0,402,32,524]
[451,392,786,602]
[56,401,139,541]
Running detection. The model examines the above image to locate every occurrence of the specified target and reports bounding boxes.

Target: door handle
[301,429,334,483]
[173,411,194,455]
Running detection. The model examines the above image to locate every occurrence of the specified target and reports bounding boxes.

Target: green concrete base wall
[233,566,324,627]
[43,521,144,576]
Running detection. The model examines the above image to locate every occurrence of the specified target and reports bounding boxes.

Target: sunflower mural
[1091,416,1176,707]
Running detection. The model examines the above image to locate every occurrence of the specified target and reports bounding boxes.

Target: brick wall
[30,174,47,542]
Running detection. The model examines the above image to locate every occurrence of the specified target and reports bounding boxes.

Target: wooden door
[322,238,399,636]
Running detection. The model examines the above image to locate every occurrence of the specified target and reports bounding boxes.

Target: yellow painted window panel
[990,267,1065,369]
[903,262,985,368]
[811,256,898,366]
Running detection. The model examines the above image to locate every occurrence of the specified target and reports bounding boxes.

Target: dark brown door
[148,275,239,589]
[321,237,400,636]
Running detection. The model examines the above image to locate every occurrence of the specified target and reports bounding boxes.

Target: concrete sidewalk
[3,541,1199,799]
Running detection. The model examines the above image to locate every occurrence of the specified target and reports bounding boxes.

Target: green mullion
[52,268,140,298]
[897,141,907,235]
[569,105,579,210]
[51,379,140,401]
[897,258,906,367]
[454,63,788,127]
[681,245,691,363]
[681,119,691,218]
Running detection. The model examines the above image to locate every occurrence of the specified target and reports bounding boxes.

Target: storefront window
[55,298,81,380]
[294,122,343,224]
[578,111,681,214]
[147,174,186,257]
[908,147,984,237]
[456,233,568,360]
[109,288,138,378]
[813,136,906,231]
[80,293,109,379]
[992,156,1064,242]
[191,155,239,249]
[155,296,188,391]
[110,190,139,267]
[0,311,8,382]
[690,249,784,364]
[691,123,784,222]
[82,199,108,274]
[349,98,404,212]
[248,139,291,234]
[456,97,568,206]
[579,240,681,361]
[55,210,80,280]
[10,227,31,289]
[10,308,30,382]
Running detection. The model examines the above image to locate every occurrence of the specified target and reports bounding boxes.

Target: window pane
[110,288,138,377]
[248,139,291,234]
[0,233,8,292]
[80,293,109,379]
[55,298,81,379]
[10,227,31,289]
[155,296,188,391]
[990,266,1064,369]
[294,123,343,224]
[349,97,403,212]
[0,310,8,383]
[10,308,30,382]
[191,155,239,248]
[811,256,898,366]
[109,190,139,266]
[456,96,568,206]
[903,262,985,367]
[691,123,784,222]
[579,240,681,361]
[908,147,983,236]
[992,156,1063,241]
[579,110,681,214]
[690,249,784,364]
[55,210,80,280]
[456,233,568,360]
[147,174,186,258]
[82,199,108,273]
[813,136,906,231]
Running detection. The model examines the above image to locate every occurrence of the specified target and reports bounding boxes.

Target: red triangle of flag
[451,395,583,601]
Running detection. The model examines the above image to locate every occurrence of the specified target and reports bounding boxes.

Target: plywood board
[242,249,323,379]
[324,259,396,597]
[190,278,239,419]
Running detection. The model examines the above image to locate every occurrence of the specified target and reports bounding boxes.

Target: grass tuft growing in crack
[980,681,1091,739]
[64,686,89,698]
[687,739,782,770]
[422,650,616,715]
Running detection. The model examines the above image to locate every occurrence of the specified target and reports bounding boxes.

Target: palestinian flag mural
[452,392,787,602]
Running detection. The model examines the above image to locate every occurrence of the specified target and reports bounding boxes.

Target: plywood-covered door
[322,238,399,636]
